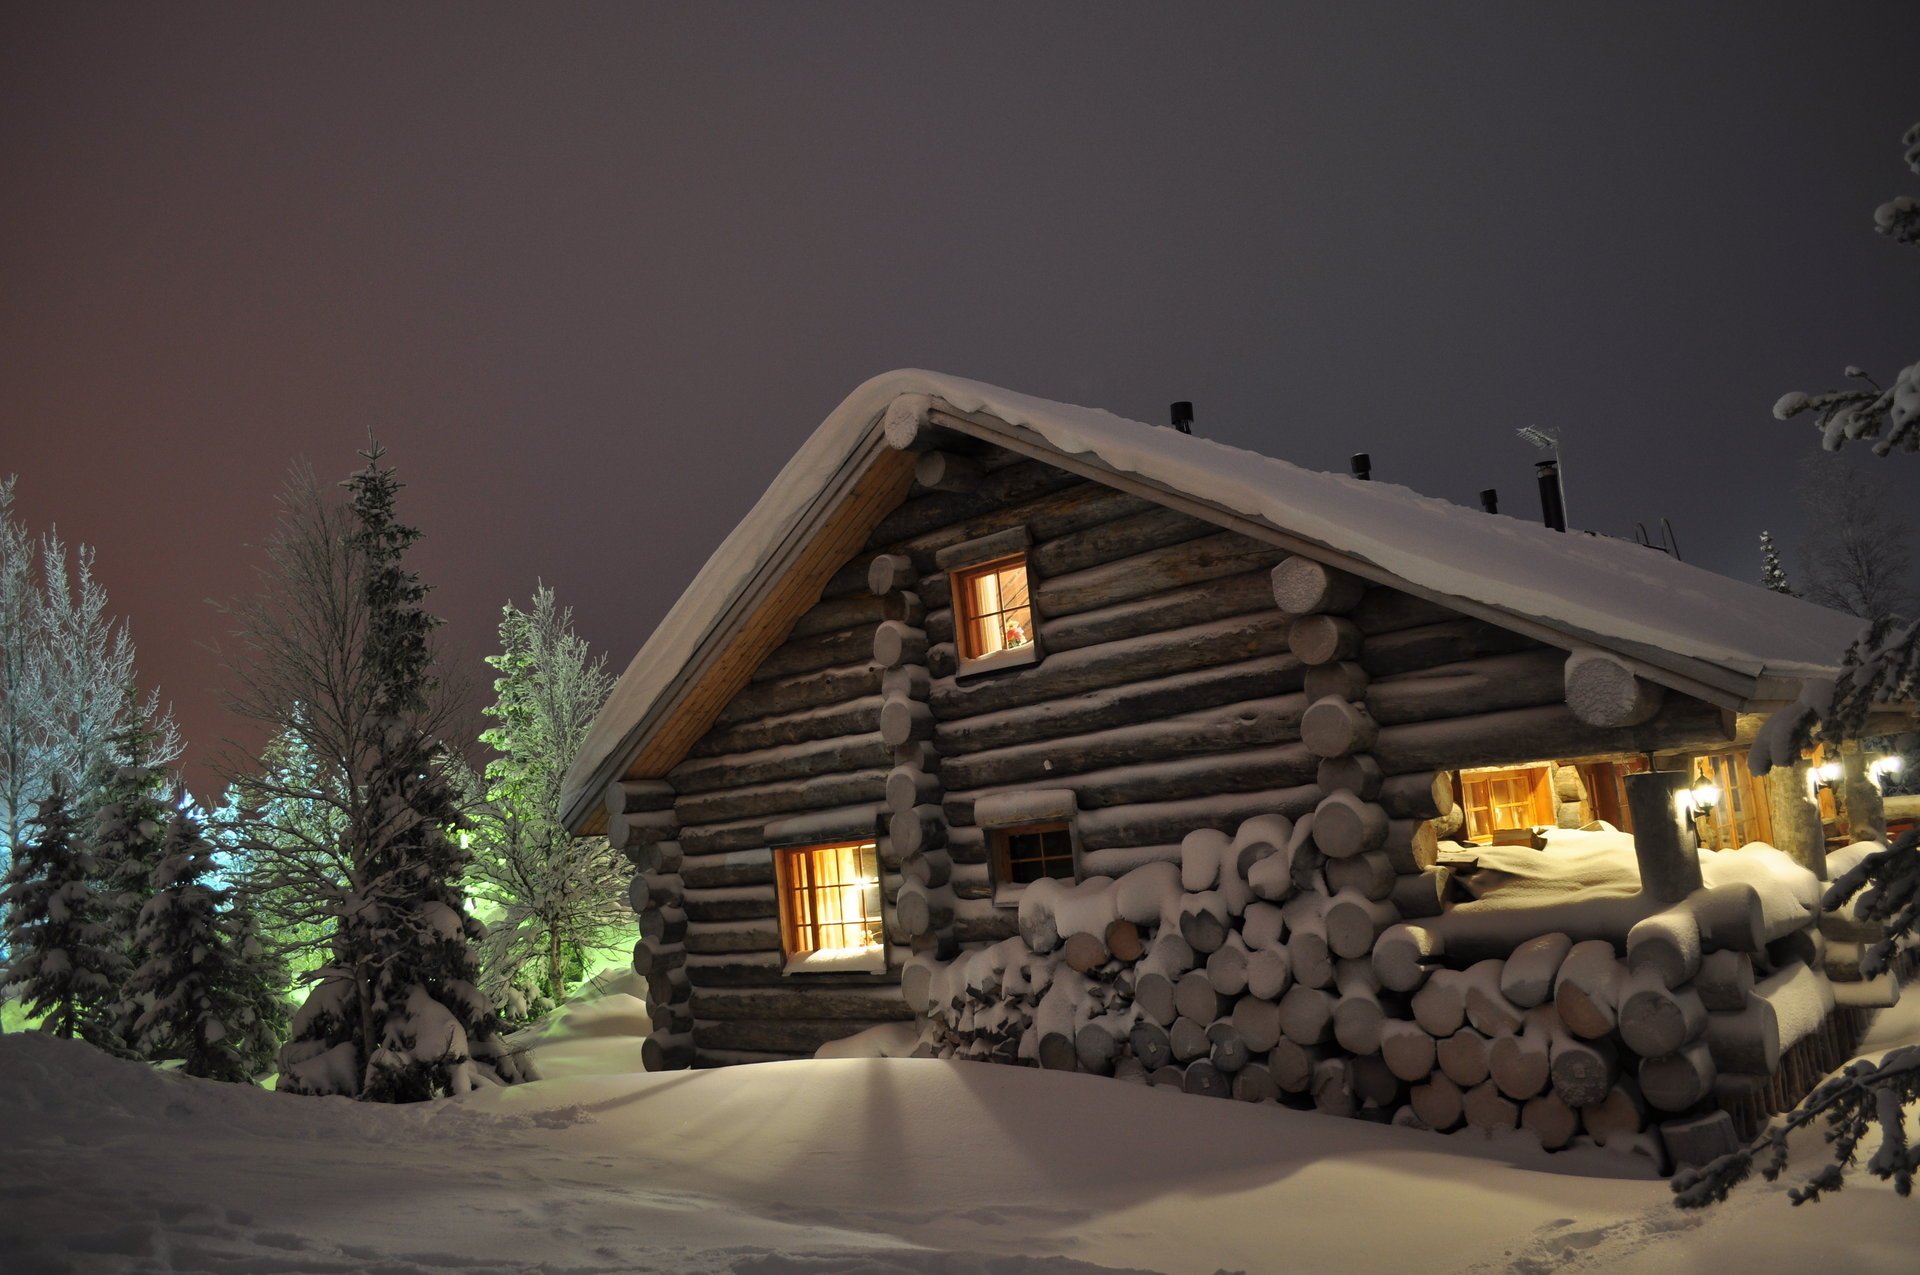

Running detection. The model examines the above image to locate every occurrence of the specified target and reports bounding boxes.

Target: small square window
[952,554,1038,673]
[993,821,1077,887]
[773,841,887,974]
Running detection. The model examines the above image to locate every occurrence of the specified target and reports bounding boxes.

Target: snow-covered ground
[4,976,1918,1274]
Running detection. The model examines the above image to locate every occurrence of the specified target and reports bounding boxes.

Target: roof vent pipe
[1536,460,1567,532]
[1480,488,1499,514]
[1170,402,1193,434]
[1350,452,1371,481]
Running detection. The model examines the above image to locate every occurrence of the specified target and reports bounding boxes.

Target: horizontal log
[788,592,898,641]
[1303,661,1368,703]
[1270,556,1366,617]
[750,624,878,684]
[642,1032,694,1071]
[1363,650,1568,727]
[676,768,889,827]
[680,887,779,924]
[873,621,929,670]
[695,1018,909,1054]
[606,780,676,817]
[683,919,782,955]
[915,449,984,493]
[680,850,775,890]
[1301,696,1378,758]
[609,808,680,850]
[949,744,1317,822]
[933,611,1296,721]
[671,732,893,795]
[1361,619,1540,678]
[714,662,885,729]
[683,951,900,989]
[1565,650,1665,729]
[1378,771,1454,820]
[1073,785,1321,851]
[866,458,1086,549]
[1030,505,1221,578]
[1371,699,1732,776]
[1350,588,1460,636]
[1288,615,1362,666]
[631,942,687,978]
[1316,753,1382,799]
[690,695,885,758]
[938,694,1307,792]
[690,986,912,1022]
[621,839,683,875]
[934,652,1302,757]
[1034,531,1283,618]
[638,906,688,945]
[1040,569,1277,657]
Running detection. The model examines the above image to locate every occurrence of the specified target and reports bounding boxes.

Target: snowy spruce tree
[1678,121,1920,1209]
[244,446,528,1100]
[125,807,287,1081]
[88,713,177,1054]
[0,779,119,1040]
[1759,530,1794,595]
[459,586,623,1018]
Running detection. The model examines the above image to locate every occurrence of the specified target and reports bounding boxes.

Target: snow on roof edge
[563,370,1863,827]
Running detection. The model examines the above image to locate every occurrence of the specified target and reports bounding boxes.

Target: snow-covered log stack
[610,779,694,1071]
[908,807,1879,1174]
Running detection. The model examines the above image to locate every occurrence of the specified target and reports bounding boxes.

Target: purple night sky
[4,3,1917,797]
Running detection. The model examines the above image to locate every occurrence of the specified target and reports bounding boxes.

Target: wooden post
[1765,759,1827,879]
[1625,771,1702,905]
[1840,744,1886,845]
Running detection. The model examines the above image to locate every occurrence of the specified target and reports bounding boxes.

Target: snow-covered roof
[563,370,1864,830]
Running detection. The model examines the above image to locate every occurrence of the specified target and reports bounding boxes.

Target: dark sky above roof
[4,3,1917,798]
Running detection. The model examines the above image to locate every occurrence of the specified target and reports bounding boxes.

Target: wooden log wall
[619,409,1747,1072]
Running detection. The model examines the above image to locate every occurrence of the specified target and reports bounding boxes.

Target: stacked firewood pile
[903,814,1861,1170]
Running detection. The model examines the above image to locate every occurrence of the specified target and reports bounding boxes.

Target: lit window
[993,822,1076,887]
[1460,765,1556,840]
[953,554,1037,672]
[774,842,886,974]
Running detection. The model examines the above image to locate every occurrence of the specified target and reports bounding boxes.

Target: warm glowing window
[1461,765,1557,840]
[1690,750,1774,851]
[953,554,1036,669]
[774,842,886,974]
[993,822,1076,886]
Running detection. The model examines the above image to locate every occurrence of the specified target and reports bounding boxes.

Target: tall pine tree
[88,711,175,1054]
[0,779,118,1040]
[275,444,528,1100]
[127,807,287,1081]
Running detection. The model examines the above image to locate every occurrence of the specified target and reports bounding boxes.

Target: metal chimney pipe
[1479,488,1499,514]
[1350,452,1371,481]
[1169,402,1193,434]
[1535,460,1567,532]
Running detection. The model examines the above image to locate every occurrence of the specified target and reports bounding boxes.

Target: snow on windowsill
[956,643,1038,678]
[783,945,888,976]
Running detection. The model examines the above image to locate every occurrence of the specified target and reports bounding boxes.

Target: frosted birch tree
[458,586,623,1017]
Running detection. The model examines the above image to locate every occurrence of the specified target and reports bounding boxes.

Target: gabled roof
[562,370,1864,833]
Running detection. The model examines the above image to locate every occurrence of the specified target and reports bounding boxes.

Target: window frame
[770,839,890,977]
[1459,764,1558,840]
[991,820,1079,889]
[936,527,1041,678]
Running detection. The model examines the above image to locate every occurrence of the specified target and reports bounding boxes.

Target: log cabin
[561,370,1912,1170]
